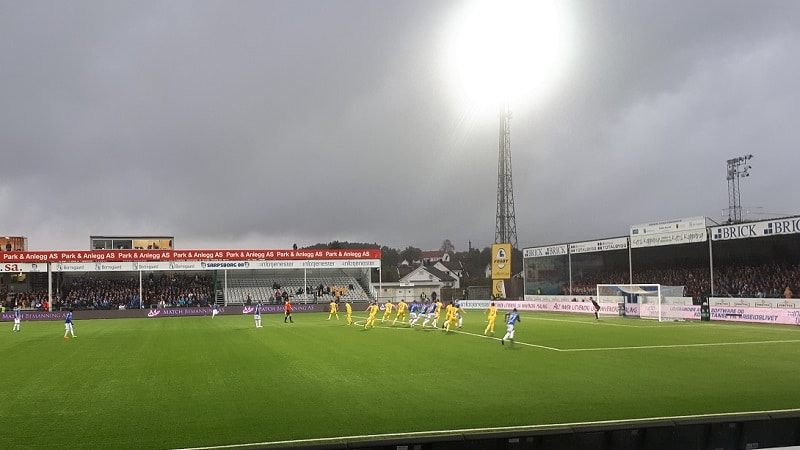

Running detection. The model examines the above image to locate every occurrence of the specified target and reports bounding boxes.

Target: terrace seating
[224,274,370,305]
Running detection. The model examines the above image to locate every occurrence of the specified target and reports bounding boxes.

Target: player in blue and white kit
[454,300,465,329]
[501,308,521,345]
[420,302,432,327]
[13,306,21,332]
[64,309,76,339]
[254,302,262,328]
[408,300,421,327]
[421,301,437,328]
[212,303,219,318]
[418,302,430,327]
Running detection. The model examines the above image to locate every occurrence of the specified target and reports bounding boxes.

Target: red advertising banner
[0,249,381,263]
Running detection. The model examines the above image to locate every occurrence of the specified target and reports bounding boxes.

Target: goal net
[596,284,686,322]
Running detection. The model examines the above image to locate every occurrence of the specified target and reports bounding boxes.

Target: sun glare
[444,0,571,110]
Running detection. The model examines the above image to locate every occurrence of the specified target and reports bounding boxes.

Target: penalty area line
[357,319,565,352]
[449,328,564,352]
[171,407,800,450]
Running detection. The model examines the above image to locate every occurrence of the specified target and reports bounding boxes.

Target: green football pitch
[2,311,800,449]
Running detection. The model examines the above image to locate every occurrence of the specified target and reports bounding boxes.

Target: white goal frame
[597,284,682,322]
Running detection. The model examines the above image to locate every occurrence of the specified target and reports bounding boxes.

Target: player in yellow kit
[442,301,454,331]
[381,300,394,323]
[484,302,498,335]
[328,300,339,320]
[392,299,408,325]
[444,300,463,332]
[345,300,353,325]
[433,298,444,328]
[364,301,379,328]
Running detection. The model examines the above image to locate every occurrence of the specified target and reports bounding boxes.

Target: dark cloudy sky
[2,0,798,252]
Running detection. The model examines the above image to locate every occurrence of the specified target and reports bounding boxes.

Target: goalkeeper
[590,297,600,320]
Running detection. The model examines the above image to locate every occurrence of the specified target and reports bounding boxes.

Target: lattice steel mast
[495,102,518,248]
[725,155,753,224]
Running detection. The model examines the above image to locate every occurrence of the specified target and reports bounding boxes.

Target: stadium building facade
[523,215,800,324]
[0,248,381,316]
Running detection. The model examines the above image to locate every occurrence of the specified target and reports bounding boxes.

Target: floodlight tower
[725,154,753,224]
[495,102,518,248]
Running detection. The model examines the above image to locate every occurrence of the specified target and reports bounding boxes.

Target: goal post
[596,284,685,321]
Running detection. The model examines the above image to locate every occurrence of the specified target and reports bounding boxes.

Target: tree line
[304,240,523,284]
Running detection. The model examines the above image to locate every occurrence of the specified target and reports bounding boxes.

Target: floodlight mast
[495,102,518,248]
[725,154,753,224]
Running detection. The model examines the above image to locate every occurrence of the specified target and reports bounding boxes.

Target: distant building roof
[421,250,447,259]
[438,260,463,272]
[398,265,456,283]
[398,266,415,278]
[421,251,451,265]
[423,266,456,282]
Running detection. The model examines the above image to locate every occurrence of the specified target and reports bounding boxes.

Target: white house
[375,265,457,302]
[432,260,464,289]
[421,250,450,265]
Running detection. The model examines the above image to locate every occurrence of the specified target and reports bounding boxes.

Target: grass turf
[2,311,800,449]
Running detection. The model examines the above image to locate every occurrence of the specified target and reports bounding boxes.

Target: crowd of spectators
[713,263,799,299]
[54,273,214,311]
[2,273,215,311]
[4,274,364,311]
[1,287,51,311]
[3,261,797,311]
[1,283,8,309]
[58,276,140,310]
[143,273,214,309]
[566,262,799,300]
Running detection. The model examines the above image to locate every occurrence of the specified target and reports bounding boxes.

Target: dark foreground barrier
[278,412,800,450]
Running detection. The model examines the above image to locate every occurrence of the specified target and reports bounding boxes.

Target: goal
[596,284,686,322]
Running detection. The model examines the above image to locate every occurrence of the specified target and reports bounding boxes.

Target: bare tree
[440,239,455,253]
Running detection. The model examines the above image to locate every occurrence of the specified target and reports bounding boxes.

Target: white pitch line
[353,318,565,351]
[531,316,688,328]
[172,407,800,450]
[355,316,800,353]
[532,315,800,332]
[446,327,564,351]
[560,338,800,352]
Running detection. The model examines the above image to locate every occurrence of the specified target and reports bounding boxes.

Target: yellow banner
[491,243,512,279]
[492,279,506,299]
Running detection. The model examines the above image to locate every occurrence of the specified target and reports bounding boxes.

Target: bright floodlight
[444,0,571,109]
